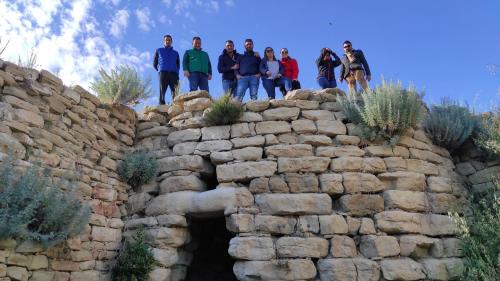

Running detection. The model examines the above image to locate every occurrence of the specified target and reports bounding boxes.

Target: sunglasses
[266,50,274,53]
[343,45,351,49]
[281,51,288,54]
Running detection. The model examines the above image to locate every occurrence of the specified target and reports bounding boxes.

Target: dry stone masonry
[0,59,485,280]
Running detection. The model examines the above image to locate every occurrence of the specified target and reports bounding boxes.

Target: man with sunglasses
[234,39,261,102]
[339,40,371,93]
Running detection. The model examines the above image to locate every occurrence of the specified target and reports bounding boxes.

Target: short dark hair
[343,40,352,46]
[225,40,234,45]
[192,36,201,41]
[244,39,253,44]
[164,34,172,39]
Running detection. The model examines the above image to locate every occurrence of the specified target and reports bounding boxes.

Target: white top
[266,60,280,79]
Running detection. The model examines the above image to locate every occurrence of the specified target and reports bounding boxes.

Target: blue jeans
[262,77,292,99]
[188,71,209,91]
[235,75,259,102]
[318,76,337,89]
[222,79,237,96]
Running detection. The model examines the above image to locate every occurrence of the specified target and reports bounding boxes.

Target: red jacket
[280,57,299,80]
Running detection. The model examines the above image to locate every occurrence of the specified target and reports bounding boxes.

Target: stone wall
[453,140,499,195]
[130,89,467,281]
[0,60,136,281]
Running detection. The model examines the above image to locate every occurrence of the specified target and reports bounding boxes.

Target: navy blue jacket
[259,58,284,78]
[217,49,240,80]
[153,46,180,73]
[235,51,261,76]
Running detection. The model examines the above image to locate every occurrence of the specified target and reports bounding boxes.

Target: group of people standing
[153,35,371,105]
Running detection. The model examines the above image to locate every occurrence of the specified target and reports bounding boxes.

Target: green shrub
[117,151,157,189]
[203,94,244,126]
[474,109,500,157]
[91,65,152,106]
[337,80,423,144]
[0,156,91,247]
[423,100,479,151]
[112,228,156,281]
[450,180,499,281]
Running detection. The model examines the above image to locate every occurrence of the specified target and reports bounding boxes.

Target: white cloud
[159,14,172,25]
[109,9,129,38]
[225,0,234,6]
[209,1,219,12]
[0,0,150,90]
[162,0,172,7]
[135,7,155,32]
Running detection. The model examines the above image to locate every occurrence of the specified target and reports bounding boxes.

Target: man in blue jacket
[153,34,180,104]
[234,39,261,102]
[217,40,239,96]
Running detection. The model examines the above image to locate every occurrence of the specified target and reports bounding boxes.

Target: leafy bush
[423,100,479,151]
[112,228,156,281]
[0,156,91,247]
[203,94,244,126]
[450,180,499,281]
[474,109,500,157]
[91,65,152,106]
[117,151,157,189]
[337,80,423,144]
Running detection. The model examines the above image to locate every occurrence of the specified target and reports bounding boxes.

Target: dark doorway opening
[184,216,237,281]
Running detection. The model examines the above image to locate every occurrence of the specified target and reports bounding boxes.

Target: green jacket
[182,48,212,75]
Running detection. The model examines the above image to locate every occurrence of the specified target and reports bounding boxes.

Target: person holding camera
[316,47,342,89]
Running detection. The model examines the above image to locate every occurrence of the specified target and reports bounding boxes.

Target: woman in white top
[259,47,292,99]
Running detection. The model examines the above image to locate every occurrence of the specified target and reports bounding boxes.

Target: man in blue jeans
[234,39,261,102]
[217,40,239,96]
[183,37,212,91]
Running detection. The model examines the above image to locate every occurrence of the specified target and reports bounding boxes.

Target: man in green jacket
[183,36,212,91]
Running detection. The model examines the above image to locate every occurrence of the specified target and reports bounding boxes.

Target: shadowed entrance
[184,216,237,281]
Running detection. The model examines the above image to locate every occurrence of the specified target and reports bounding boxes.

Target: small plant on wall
[112,227,156,281]
[0,155,91,248]
[117,150,158,189]
[337,79,423,145]
[203,94,244,126]
[90,65,152,106]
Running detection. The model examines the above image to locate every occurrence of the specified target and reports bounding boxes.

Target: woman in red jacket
[279,48,299,95]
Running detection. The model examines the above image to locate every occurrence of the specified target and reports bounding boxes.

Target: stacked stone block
[131,88,466,281]
[0,60,135,281]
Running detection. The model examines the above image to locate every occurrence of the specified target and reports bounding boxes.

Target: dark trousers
[159,71,179,104]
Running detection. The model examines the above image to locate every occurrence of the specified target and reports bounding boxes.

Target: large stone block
[201,125,230,140]
[427,176,453,193]
[319,173,344,195]
[384,190,427,212]
[13,108,44,128]
[399,235,435,258]
[319,214,348,235]
[278,156,330,173]
[331,156,363,172]
[317,145,365,157]
[246,100,270,112]
[0,132,26,159]
[378,171,426,191]
[194,140,232,155]
[316,120,346,136]
[317,258,380,281]
[255,121,291,134]
[276,237,329,258]
[146,227,190,248]
[298,134,332,146]
[330,235,357,258]
[183,97,212,112]
[375,211,422,234]
[152,247,178,267]
[231,135,266,148]
[91,226,121,242]
[339,194,384,216]
[285,173,319,193]
[160,175,206,193]
[149,268,171,281]
[265,144,313,157]
[360,235,400,258]
[228,237,275,260]
[158,155,213,175]
[262,107,300,121]
[217,161,277,182]
[291,119,316,134]
[232,147,263,161]
[380,258,426,281]
[427,193,457,214]
[302,110,335,120]
[255,215,296,234]
[343,172,384,193]
[226,214,255,233]
[234,259,316,281]
[256,193,332,215]
[407,159,439,175]
[166,128,201,146]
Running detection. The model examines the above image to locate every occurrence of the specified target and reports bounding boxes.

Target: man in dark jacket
[153,34,180,104]
[234,39,261,102]
[217,40,239,96]
[339,40,371,93]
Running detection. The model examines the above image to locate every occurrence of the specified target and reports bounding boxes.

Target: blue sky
[2,0,499,111]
